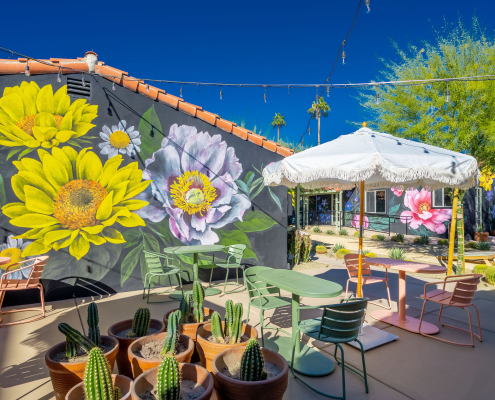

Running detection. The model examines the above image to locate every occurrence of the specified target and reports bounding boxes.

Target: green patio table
[256,269,342,377]
[162,245,225,298]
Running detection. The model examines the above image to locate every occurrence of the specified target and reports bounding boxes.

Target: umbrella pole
[447,189,459,276]
[357,181,365,297]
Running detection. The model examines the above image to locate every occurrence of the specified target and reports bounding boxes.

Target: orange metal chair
[0,256,48,327]
[418,274,483,347]
[344,254,391,309]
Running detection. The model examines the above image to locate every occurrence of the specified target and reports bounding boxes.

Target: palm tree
[271,113,286,143]
[307,97,330,145]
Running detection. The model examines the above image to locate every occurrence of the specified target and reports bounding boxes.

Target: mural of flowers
[400,189,451,234]
[479,166,495,191]
[391,186,403,196]
[0,235,34,280]
[487,190,493,201]
[1,147,151,260]
[99,120,141,158]
[352,214,369,228]
[0,83,97,155]
[137,124,251,245]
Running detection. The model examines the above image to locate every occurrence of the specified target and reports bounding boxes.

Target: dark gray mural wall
[0,74,287,305]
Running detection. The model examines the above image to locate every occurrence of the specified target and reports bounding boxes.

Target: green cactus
[224,300,234,337]
[127,308,151,338]
[229,302,244,344]
[114,387,121,400]
[174,310,182,325]
[210,312,225,343]
[179,295,192,323]
[192,281,205,323]
[83,347,115,400]
[240,339,267,382]
[58,323,96,354]
[161,311,179,355]
[157,355,181,400]
[66,337,77,358]
[87,302,101,348]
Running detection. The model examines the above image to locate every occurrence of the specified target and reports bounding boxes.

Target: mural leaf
[121,243,143,286]
[216,229,257,260]
[389,204,400,216]
[123,228,142,248]
[234,210,277,232]
[143,232,160,252]
[268,187,282,212]
[244,171,255,186]
[139,105,163,161]
[0,172,6,207]
[235,179,249,196]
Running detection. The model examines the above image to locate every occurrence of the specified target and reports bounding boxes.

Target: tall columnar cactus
[224,300,234,337]
[58,323,96,354]
[83,347,115,400]
[66,337,78,358]
[210,312,225,343]
[161,311,179,355]
[87,302,101,347]
[192,281,205,323]
[114,387,121,400]
[240,339,267,382]
[229,302,244,344]
[157,355,181,400]
[127,308,151,337]
[179,295,192,323]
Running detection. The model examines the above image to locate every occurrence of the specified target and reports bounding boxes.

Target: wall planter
[475,232,489,242]
[108,318,165,378]
[196,322,258,372]
[127,332,194,379]
[211,347,288,400]
[45,336,119,400]
[65,374,132,400]
[131,363,213,400]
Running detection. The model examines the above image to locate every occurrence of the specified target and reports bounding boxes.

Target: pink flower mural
[352,214,369,228]
[391,186,403,196]
[400,189,451,234]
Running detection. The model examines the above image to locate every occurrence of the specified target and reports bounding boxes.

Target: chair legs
[144,274,184,304]
[348,280,391,310]
[209,267,246,294]
[0,285,46,327]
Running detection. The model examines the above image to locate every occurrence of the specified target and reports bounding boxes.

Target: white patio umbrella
[264,124,479,297]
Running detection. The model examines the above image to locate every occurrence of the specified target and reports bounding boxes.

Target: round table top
[162,245,226,254]
[366,258,446,274]
[0,257,11,265]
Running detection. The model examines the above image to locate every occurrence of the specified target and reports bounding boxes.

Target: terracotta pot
[108,318,165,378]
[131,362,213,400]
[45,335,119,400]
[196,322,258,372]
[163,307,213,362]
[66,374,132,400]
[475,232,489,242]
[128,333,194,379]
[212,347,289,400]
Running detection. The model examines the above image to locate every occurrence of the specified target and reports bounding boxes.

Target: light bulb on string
[112,80,116,90]
[146,82,150,93]
[445,82,450,102]
[180,83,183,98]
[375,91,380,105]
[315,86,319,101]
[25,61,30,76]
[264,86,267,103]
[365,0,370,13]
[57,68,62,82]
[308,127,311,136]
[197,84,199,92]
[288,85,290,95]
[327,86,330,98]
[220,85,223,100]
[81,74,85,87]
[342,40,346,65]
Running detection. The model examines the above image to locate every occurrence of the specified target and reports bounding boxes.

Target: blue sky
[2,0,494,146]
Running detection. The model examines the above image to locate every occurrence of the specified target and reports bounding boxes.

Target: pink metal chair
[418,274,482,347]
[0,256,48,327]
[344,254,391,309]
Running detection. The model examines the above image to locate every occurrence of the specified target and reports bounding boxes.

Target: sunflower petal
[21,239,52,257]
[0,140,21,147]
[17,225,61,240]
[98,157,123,187]
[75,147,91,178]
[20,158,45,177]
[24,185,54,215]
[112,181,129,205]
[78,113,98,123]
[18,171,57,199]
[0,126,26,143]
[117,199,149,210]
[56,94,71,115]
[52,147,73,179]
[80,231,106,245]
[81,225,105,234]
[43,154,69,190]
[53,230,79,250]
[68,99,87,114]
[34,112,57,128]
[58,110,73,131]
[2,204,30,218]
[96,192,113,220]
[101,208,131,226]
[43,229,73,245]
[62,146,78,173]
[102,227,126,244]
[73,122,95,138]
[24,139,41,148]
[36,84,55,114]
[122,180,152,201]
[23,82,40,110]
[117,212,146,227]
[106,168,133,192]
[0,93,25,122]
[79,151,102,182]
[129,169,143,187]
[69,236,90,260]
[11,174,28,201]
[55,130,75,143]
[53,85,67,113]
[10,213,59,228]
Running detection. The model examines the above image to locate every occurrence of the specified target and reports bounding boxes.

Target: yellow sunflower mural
[479,165,495,191]
[1,147,151,260]
[0,82,97,155]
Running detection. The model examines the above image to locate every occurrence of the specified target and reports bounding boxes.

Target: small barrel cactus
[58,323,96,354]
[83,347,115,400]
[179,295,192,323]
[157,355,181,400]
[128,308,151,337]
[192,281,205,323]
[87,302,101,348]
[161,311,179,355]
[240,339,267,381]
[224,299,234,337]
[229,302,243,344]
[210,311,225,343]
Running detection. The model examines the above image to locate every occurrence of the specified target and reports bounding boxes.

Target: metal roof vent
[84,51,98,73]
[67,76,91,99]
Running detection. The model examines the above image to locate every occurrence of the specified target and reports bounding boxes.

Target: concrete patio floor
[1,261,494,399]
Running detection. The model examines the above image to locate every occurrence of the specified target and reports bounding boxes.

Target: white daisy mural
[99,120,141,158]
[0,236,35,280]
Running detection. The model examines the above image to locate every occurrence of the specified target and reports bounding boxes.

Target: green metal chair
[206,244,247,294]
[142,250,186,303]
[291,298,369,400]
[243,266,292,346]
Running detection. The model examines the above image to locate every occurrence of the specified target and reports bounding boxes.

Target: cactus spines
[114,387,121,400]
[179,295,192,323]
[161,311,179,356]
[157,355,181,400]
[240,339,267,382]
[66,337,77,358]
[224,300,234,337]
[192,281,205,323]
[58,322,96,354]
[229,302,244,344]
[127,307,151,337]
[83,347,115,400]
[210,312,225,343]
[87,302,101,347]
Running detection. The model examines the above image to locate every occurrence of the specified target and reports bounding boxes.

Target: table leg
[398,270,407,323]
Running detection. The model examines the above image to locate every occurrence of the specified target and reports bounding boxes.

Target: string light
[264,86,267,103]
[146,83,150,93]
[197,83,199,92]
[342,41,346,65]
[57,68,62,82]
[288,85,290,95]
[375,91,380,105]
[81,73,85,87]
[220,85,223,100]
[308,127,311,136]
[24,61,30,76]
[316,86,319,101]
[365,0,370,13]
[327,86,330,97]
[180,83,183,98]
[445,82,450,102]
[112,80,116,90]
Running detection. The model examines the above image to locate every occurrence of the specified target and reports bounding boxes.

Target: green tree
[270,113,286,143]
[307,98,330,145]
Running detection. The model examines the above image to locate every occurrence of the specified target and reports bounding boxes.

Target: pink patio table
[0,256,12,324]
[366,258,446,334]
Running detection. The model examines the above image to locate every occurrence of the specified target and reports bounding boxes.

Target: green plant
[326,229,335,235]
[388,247,407,260]
[332,243,346,252]
[484,266,495,285]
[271,113,286,143]
[315,245,327,253]
[210,311,225,343]
[240,339,267,382]
[336,249,351,259]
[293,230,303,265]
[313,226,321,233]
[365,252,378,258]
[476,241,491,251]
[437,238,449,245]
[161,311,180,355]
[127,308,151,338]
[391,233,405,243]
[372,234,386,241]
[83,348,117,400]
[339,228,348,236]
[179,295,192,323]
[473,264,490,275]
[414,235,430,245]
[224,300,234,337]
[156,355,181,400]
[87,302,101,348]
[477,224,484,233]
[466,241,478,249]
[354,231,360,237]
[230,303,243,344]
[362,249,372,255]
[58,323,96,357]
[301,234,312,263]
[193,281,205,323]
[114,388,121,400]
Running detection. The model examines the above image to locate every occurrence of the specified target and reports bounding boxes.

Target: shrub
[301,234,312,263]
[354,231,360,237]
[414,235,430,244]
[485,266,495,285]
[466,241,478,249]
[437,239,449,245]
[315,245,327,254]
[476,241,491,251]
[365,253,378,258]
[363,249,372,255]
[473,264,490,275]
[391,233,405,243]
[336,249,351,259]
[388,247,407,260]
[313,226,321,233]
[372,234,386,241]
[326,229,335,235]
[332,243,346,252]
[339,228,348,236]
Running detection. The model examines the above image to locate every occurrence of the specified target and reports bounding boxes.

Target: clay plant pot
[66,374,133,400]
[196,322,258,372]
[475,232,489,242]
[45,335,119,400]
[163,307,213,362]
[108,318,165,378]
[128,333,194,379]
[131,363,213,400]
[212,347,289,400]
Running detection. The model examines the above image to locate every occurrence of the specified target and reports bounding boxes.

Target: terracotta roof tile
[216,119,235,133]
[247,133,265,146]
[178,101,202,117]
[196,109,218,125]
[232,126,249,140]
[137,82,159,101]
[262,139,278,152]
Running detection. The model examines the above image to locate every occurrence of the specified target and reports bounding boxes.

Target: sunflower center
[15,114,64,136]
[109,130,130,149]
[53,179,108,230]
[0,248,23,271]
[418,202,430,213]
[170,171,216,216]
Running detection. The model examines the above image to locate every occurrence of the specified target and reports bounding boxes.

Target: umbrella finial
[363,122,367,127]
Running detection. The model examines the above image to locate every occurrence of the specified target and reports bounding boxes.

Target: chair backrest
[143,250,166,274]
[344,254,372,279]
[243,266,280,301]
[317,298,368,342]
[13,256,48,288]
[449,274,482,306]
[225,244,246,267]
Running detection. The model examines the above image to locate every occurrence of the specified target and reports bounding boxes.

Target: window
[432,188,453,208]
[365,190,386,213]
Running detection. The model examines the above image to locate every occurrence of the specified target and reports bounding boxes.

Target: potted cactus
[212,339,289,400]
[65,347,133,400]
[196,300,258,371]
[128,311,194,379]
[131,355,213,400]
[108,307,166,378]
[44,302,119,399]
